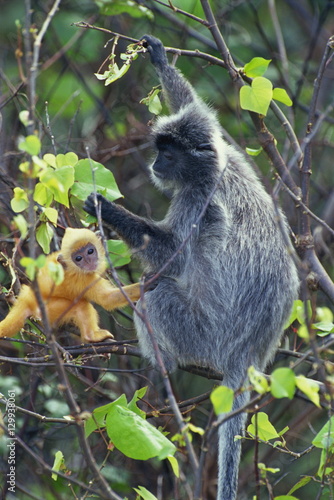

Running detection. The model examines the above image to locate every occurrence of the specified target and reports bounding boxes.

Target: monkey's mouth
[153,170,165,179]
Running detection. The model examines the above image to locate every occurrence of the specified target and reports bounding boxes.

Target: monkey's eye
[75,256,83,262]
[197,143,213,151]
[87,248,95,255]
[163,151,173,161]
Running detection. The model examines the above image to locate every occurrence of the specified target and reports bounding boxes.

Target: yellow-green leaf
[247,412,279,441]
[18,135,41,156]
[312,416,334,449]
[270,368,296,399]
[43,207,58,225]
[46,261,64,286]
[246,147,263,156]
[167,455,179,477]
[36,222,54,254]
[51,450,64,481]
[240,77,273,116]
[133,486,158,500]
[210,385,234,415]
[248,366,269,394]
[272,87,292,106]
[12,215,28,239]
[33,183,54,207]
[11,187,29,213]
[244,57,272,77]
[297,324,309,339]
[295,375,320,407]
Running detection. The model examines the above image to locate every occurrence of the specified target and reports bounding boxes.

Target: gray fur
[84,35,299,499]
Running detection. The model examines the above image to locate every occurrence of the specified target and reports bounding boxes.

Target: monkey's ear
[57,254,67,270]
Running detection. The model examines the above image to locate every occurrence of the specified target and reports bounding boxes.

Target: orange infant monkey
[0,228,141,342]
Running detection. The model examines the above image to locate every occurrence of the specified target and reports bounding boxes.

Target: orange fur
[0,228,141,342]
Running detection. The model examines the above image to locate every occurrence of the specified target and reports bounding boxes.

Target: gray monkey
[84,35,299,500]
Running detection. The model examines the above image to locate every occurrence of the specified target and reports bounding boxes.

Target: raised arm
[141,35,199,112]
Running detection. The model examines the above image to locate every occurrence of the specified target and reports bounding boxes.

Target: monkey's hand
[84,193,106,219]
[140,35,168,71]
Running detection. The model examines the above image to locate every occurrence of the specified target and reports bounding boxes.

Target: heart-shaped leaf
[240,77,273,116]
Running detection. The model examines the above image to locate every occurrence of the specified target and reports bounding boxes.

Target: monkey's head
[150,106,226,191]
[58,228,107,275]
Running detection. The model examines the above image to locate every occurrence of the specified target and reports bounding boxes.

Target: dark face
[152,143,182,181]
[152,140,215,187]
[71,243,98,272]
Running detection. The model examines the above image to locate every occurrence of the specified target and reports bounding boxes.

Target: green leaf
[96,0,154,18]
[297,324,309,339]
[313,321,334,335]
[46,261,64,286]
[244,57,272,77]
[42,207,58,226]
[11,187,29,213]
[287,299,312,326]
[128,386,147,418]
[72,159,122,202]
[12,215,28,239]
[316,306,334,323]
[85,388,146,438]
[317,447,334,477]
[18,135,41,156]
[133,486,158,500]
[295,375,320,407]
[312,416,334,449]
[210,385,234,415]
[141,89,162,115]
[36,222,54,254]
[20,255,46,281]
[19,110,30,127]
[240,77,273,116]
[287,476,312,495]
[43,154,57,168]
[270,368,296,399]
[246,147,263,156]
[258,462,280,474]
[85,395,128,438]
[248,366,269,394]
[106,239,132,267]
[272,87,292,106]
[247,412,280,441]
[274,496,299,500]
[51,450,64,481]
[106,406,176,460]
[33,183,54,207]
[39,165,75,207]
[148,93,162,115]
[54,152,78,168]
[167,455,179,478]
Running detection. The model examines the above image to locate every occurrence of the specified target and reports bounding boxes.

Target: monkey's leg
[85,279,141,310]
[0,286,38,338]
[49,298,114,343]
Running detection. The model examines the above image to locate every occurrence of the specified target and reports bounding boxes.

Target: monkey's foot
[83,329,114,343]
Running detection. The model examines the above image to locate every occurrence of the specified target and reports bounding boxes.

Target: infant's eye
[87,248,94,255]
[75,255,82,262]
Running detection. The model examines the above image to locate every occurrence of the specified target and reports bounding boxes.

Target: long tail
[217,388,250,500]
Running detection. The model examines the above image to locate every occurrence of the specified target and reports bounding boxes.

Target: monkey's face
[152,140,216,190]
[71,243,99,273]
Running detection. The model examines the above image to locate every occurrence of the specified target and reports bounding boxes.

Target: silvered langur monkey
[84,36,299,499]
